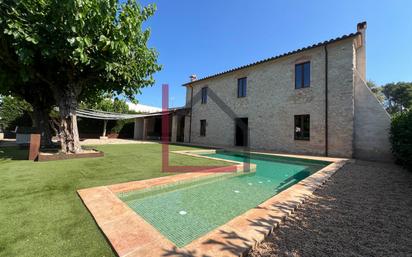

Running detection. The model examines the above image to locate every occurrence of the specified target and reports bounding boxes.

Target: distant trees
[80,98,130,114]
[367,81,412,115]
[381,82,412,114]
[367,81,385,103]
[0,95,32,131]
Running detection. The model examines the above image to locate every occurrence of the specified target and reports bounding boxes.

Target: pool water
[118,151,329,247]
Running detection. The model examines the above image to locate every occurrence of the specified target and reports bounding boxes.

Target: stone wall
[353,73,393,161]
[186,37,356,158]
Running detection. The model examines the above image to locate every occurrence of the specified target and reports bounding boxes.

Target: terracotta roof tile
[183,32,360,86]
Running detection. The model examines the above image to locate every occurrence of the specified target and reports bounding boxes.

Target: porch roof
[76,107,189,120]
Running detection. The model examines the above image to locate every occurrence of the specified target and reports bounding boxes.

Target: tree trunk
[31,106,53,147]
[57,88,81,153]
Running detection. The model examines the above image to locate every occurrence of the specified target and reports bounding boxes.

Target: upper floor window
[294,114,310,140]
[201,87,208,104]
[295,62,310,89]
[237,77,247,98]
[200,119,206,136]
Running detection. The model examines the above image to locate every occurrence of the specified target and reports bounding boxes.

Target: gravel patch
[248,160,412,257]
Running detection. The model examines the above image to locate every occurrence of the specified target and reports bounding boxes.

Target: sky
[131,0,412,108]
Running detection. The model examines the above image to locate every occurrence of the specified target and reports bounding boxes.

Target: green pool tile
[118,151,329,247]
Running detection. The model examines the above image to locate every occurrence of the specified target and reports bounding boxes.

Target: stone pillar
[133,118,144,140]
[100,120,108,140]
[171,115,178,143]
[184,115,191,143]
[143,118,148,140]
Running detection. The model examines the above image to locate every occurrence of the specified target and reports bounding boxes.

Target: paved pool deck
[78,150,347,257]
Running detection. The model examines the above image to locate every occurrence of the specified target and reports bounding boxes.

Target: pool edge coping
[77,150,349,257]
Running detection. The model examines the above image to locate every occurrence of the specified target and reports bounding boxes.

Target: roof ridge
[183,32,360,86]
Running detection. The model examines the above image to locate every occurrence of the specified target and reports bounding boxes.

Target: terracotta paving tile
[109,172,223,194]
[225,210,272,244]
[108,181,149,193]
[101,212,166,257]
[83,190,134,226]
[169,172,220,182]
[185,225,253,257]
[124,240,176,257]
[77,187,109,204]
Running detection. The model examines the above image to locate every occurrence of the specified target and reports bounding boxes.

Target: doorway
[177,116,185,142]
[235,118,248,147]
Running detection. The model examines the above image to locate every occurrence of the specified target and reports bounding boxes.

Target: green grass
[0,144,229,257]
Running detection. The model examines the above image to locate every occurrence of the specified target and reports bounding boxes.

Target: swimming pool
[118,151,330,247]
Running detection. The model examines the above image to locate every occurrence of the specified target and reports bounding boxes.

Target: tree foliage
[0,95,32,130]
[80,98,130,114]
[390,110,412,171]
[367,80,385,103]
[0,0,161,152]
[381,82,412,114]
[366,81,412,115]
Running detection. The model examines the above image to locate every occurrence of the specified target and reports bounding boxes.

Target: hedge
[390,110,412,171]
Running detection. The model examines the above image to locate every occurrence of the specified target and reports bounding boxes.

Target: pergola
[76,108,180,138]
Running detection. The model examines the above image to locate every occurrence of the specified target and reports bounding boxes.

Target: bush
[390,110,412,171]
[118,121,135,138]
[111,119,134,138]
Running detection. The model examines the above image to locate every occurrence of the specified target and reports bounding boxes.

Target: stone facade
[182,23,392,161]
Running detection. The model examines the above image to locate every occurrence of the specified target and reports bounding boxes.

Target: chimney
[355,21,367,80]
[357,21,367,33]
[355,21,367,47]
[189,74,197,82]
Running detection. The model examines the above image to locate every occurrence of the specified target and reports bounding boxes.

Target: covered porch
[133,107,190,143]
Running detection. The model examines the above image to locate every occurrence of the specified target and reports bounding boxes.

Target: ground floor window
[294,115,310,140]
[200,120,206,136]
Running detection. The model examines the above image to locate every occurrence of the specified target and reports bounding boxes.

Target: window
[295,62,310,89]
[201,87,208,104]
[237,77,247,97]
[294,115,310,140]
[200,120,206,136]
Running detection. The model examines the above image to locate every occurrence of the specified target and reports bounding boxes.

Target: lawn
[0,144,229,257]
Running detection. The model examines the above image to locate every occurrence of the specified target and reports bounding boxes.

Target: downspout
[189,85,193,143]
[324,44,329,157]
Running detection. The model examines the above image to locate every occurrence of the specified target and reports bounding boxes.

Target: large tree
[381,82,412,114]
[0,0,160,153]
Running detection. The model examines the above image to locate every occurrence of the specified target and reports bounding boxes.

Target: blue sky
[133,0,412,108]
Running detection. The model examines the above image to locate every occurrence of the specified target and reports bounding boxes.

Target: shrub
[111,119,134,138]
[118,121,134,138]
[390,110,412,170]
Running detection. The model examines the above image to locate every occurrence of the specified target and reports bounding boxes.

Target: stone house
[134,22,392,161]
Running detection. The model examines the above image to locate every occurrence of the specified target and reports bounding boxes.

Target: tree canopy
[0,0,161,152]
[367,81,412,115]
[381,82,412,114]
[80,98,130,114]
